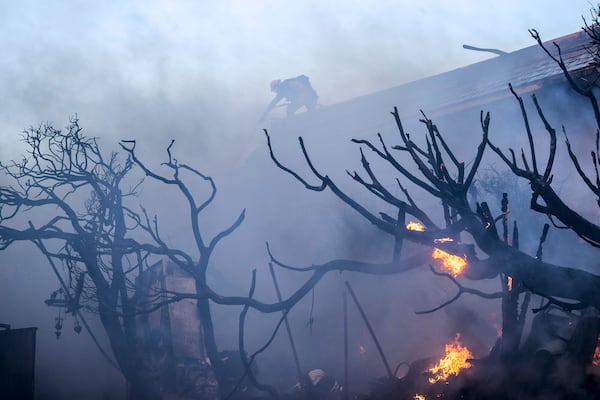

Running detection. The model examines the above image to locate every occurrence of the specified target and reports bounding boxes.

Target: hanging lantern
[74,318,82,334]
[54,312,63,340]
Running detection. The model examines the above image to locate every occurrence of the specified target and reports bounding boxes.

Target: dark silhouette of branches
[264,102,600,312]
[0,119,163,398]
[415,265,503,315]
[487,85,600,247]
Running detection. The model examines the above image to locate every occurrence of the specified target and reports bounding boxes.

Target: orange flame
[428,334,474,383]
[593,335,600,366]
[432,248,467,276]
[406,221,425,231]
[414,394,426,400]
[433,237,454,244]
[507,276,513,291]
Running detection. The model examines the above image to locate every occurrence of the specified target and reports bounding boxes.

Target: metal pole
[268,263,303,382]
[343,290,349,400]
[345,281,393,379]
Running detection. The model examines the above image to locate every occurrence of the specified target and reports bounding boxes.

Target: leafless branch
[415,265,503,314]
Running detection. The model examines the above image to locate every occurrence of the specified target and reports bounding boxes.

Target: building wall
[136,260,219,399]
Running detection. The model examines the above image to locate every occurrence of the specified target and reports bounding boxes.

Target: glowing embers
[406,221,426,231]
[433,237,454,244]
[431,248,467,276]
[428,334,474,384]
[414,394,426,400]
[507,276,513,292]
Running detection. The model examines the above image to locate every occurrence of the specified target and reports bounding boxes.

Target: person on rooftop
[260,75,318,121]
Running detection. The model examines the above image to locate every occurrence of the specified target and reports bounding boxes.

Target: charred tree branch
[415,265,503,315]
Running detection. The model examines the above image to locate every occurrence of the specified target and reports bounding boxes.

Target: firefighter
[260,75,318,121]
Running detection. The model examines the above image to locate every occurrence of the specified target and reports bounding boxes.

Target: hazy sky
[0,0,595,168]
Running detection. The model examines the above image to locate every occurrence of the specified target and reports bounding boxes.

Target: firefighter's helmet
[270,79,282,92]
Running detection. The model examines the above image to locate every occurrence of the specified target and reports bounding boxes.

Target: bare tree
[4,10,600,399]
[265,104,600,306]
[0,121,224,399]
[263,64,600,396]
[509,26,600,248]
[258,15,600,384]
[118,139,247,397]
[0,119,424,399]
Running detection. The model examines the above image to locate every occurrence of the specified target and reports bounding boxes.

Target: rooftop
[275,29,597,134]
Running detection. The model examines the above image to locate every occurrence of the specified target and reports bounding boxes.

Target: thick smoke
[0,1,596,398]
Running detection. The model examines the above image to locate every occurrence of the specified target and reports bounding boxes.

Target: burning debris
[427,334,474,384]
[359,333,477,400]
[359,306,600,400]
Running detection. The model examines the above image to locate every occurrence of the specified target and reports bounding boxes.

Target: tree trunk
[197,286,224,399]
[500,275,520,361]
